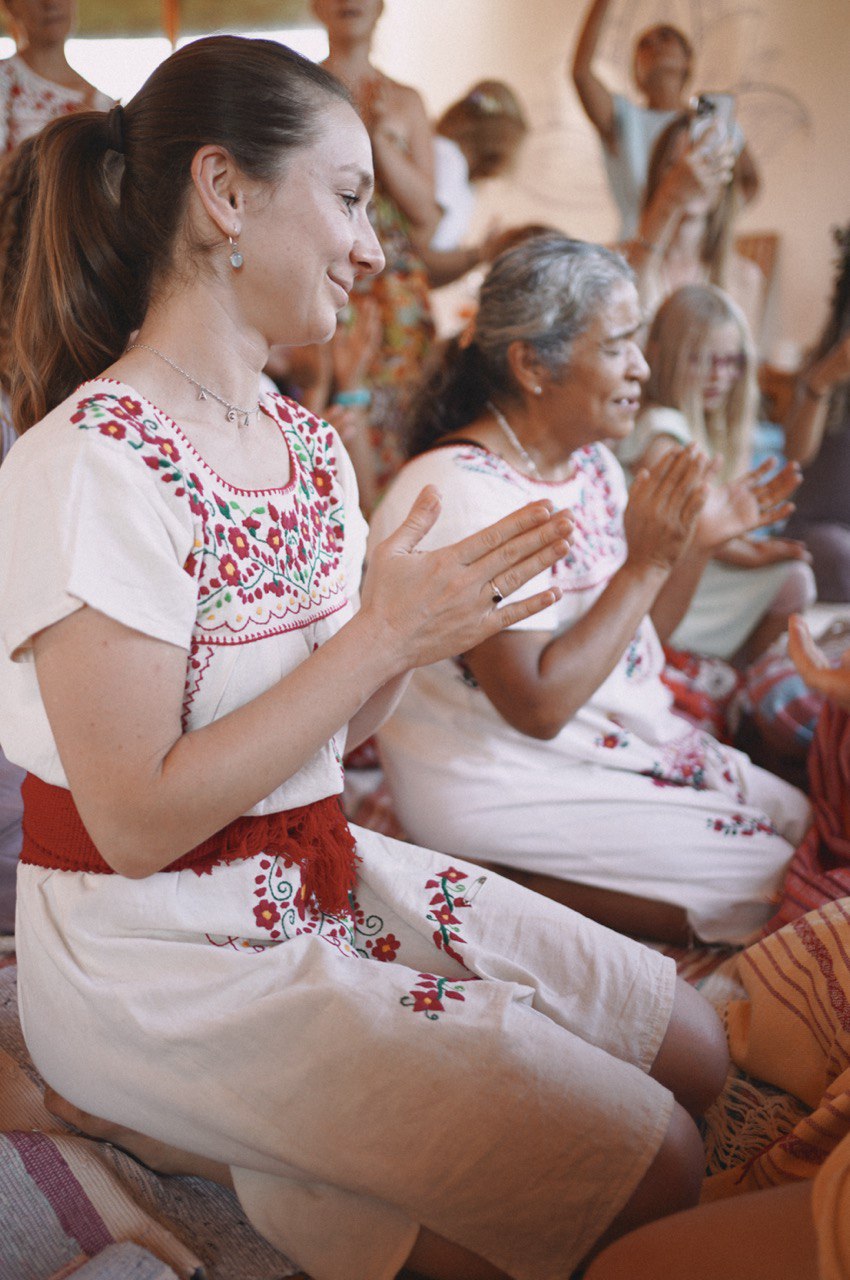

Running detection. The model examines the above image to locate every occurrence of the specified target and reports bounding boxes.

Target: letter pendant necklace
[128,342,261,428]
[486,399,541,477]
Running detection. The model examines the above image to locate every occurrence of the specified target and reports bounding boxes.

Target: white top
[0,380,368,810]
[616,403,691,469]
[0,54,112,154]
[371,440,686,752]
[430,134,476,251]
[604,95,678,240]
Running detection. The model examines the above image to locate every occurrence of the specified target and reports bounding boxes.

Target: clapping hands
[361,487,573,673]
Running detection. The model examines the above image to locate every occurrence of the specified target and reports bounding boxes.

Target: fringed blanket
[704,896,850,1199]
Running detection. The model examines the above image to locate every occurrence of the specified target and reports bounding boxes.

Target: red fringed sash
[20,774,359,917]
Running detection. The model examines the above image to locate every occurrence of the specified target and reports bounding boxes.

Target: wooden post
[162,0,181,46]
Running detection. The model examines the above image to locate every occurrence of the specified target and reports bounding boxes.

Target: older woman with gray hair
[370,233,808,947]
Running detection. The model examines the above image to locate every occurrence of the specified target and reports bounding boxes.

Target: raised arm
[623,131,734,310]
[783,334,850,465]
[367,79,440,243]
[571,0,618,146]
[464,447,708,739]
[33,491,571,878]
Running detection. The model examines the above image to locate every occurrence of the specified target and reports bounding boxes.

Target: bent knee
[617,1102,704,1238]
[652,977,729,1116]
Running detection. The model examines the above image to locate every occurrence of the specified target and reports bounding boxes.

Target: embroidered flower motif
[157,438,180,463]
[218,553,242,585]
[227,527,252,559]
[401,973,467,1020]
[312,467,333,498]
[73,389,350,639]
[423,866,484,964]
[708,813,778,838]
[369,933,401,962]
[253,898,281,932]
[97,420,126,440]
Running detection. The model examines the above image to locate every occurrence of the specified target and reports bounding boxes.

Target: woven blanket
[0,965,303,1280]
[703,896,850,1199]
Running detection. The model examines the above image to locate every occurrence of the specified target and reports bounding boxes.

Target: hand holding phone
[689,92,739,153]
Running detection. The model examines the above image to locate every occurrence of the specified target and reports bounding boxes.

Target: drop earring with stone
[228,235,244,270]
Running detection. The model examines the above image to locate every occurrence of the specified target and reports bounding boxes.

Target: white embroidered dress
[371,441,811,945]
[0,383,679,1280]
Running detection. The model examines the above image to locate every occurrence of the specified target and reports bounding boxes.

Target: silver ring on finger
[489,579,504,605]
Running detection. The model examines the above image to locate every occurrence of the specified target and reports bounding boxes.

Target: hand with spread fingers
[359,485,573,673]
[715,535,812,569]
[788,614,850,711]
[698,457,802,550]
[624,444,711,573]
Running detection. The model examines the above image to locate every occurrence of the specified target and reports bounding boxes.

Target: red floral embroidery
[369,933,401,962]
[708,813,777,838]
[312,467,333,498]
[97,420,126,440]
[253,898,282,936]
[424,866,481,964]
[227,527,252,558]
[73,389,351,645]
[401,973,467,1020]
[219,553,242,585]
[157,438,180,463]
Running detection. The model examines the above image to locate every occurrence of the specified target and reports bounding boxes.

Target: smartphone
[689,92,737,148]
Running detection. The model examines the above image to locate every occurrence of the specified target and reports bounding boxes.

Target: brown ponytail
[10,35,350,433]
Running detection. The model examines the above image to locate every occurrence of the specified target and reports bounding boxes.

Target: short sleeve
[617,406,693,473]
[0,421,198,661]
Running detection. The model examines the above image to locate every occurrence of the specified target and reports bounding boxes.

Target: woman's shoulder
[617,405,691,469]
[370,441,522,540]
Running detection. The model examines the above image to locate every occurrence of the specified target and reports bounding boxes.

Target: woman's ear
[189,145,245,241]
[506,340,548,397]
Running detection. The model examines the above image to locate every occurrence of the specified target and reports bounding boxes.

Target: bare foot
[43,1086,233,1188]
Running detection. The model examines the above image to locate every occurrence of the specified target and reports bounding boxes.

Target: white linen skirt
[16,827,676,1280]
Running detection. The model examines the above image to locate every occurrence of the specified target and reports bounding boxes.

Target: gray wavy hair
[475,233,635,381]
[406,233,636,454]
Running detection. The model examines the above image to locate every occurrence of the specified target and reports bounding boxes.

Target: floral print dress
[349,187,436,497]
[0,383,679,1280]
[371,441,812,945]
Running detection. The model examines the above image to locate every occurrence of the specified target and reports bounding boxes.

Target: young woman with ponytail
[0,38,728,1280]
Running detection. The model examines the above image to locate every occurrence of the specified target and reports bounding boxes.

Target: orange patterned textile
[704,897,850,1200]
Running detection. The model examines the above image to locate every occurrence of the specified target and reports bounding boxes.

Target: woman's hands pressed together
[624,444,711,574]
[358,485,573,674]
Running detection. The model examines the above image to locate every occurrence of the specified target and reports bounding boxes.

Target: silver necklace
[128,342,261,428]
[486,399,541,477]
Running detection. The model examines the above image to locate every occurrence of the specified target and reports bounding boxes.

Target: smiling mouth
[328,276,351,305]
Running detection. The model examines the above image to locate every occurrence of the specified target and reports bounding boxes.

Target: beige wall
[373,0,850,362]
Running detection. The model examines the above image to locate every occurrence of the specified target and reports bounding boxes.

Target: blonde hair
[436,80,528,181]
[644,284,757,481]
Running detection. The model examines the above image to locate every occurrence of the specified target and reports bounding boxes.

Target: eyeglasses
[689,352,746,375]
